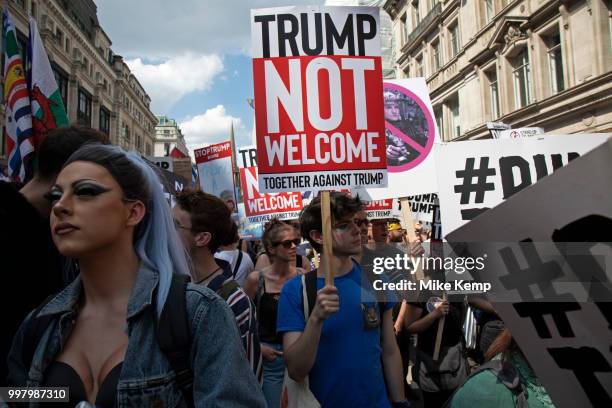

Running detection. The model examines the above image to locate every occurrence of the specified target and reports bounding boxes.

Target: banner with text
[363,198,399,220]
[194,141,236,206]
[447,138,612,407]
[238,145,304,223]
[405,193,438,221]
[251,6,388,192]
[435,134,610,235]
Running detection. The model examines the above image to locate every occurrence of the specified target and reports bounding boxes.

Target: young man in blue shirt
[277,193,408,407]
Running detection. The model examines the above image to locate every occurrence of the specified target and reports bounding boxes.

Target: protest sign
[237,202,265,240]
[499,128,544,139]
[486,121,511,139]
[355,78,439,201]
[147,156,173,172]
[499,127,544,139]
[238,145,304,223]
[405,193,438,221]
[435,134,610,235]
[194,141,237,208]
[362,198,398,220]
[447,138,612,408]
[251,6,388,192]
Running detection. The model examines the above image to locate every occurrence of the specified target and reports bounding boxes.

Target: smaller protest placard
[405,193,438,221]
[355,78,440,201]
[147,156,173,172]
[194,141,236,208]
[435,134,610,235]
[499,127,544,139]
[237,146,304,223]
[363,198,398,220]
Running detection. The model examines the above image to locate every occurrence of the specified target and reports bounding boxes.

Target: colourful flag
[28,16,69,148]
[3,9,34,182]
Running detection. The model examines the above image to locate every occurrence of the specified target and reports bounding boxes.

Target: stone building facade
[383,0,612,140]
[154,115,189,157]
[1,0,157,157]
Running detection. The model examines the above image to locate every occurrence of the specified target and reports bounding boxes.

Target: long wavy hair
[64,144,191,317]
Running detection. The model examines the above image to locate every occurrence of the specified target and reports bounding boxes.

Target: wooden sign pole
[320,191,334,286]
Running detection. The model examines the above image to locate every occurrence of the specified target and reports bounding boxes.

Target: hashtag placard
[447,138,612,407]
[434,134,609,235]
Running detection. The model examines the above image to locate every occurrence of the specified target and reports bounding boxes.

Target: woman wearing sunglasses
[244,219,306,408]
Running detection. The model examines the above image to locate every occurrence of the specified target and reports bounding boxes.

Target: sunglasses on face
[274,239,301,249]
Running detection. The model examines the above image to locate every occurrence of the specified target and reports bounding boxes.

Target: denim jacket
[6,264,267,407]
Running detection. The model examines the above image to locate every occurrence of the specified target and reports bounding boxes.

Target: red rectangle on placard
[253,55,387,174]
[240,167,304,217]
[365,199,393,211]
[194,141,232,164]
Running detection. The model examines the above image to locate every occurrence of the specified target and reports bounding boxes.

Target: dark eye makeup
[44,181,111,203]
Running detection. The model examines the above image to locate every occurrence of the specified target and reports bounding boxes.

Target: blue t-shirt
[277,263,394,408]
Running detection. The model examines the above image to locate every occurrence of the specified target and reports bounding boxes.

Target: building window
[77,88,92,127]
[99,107,111,135]
[55,28,64,47]
[450,22,460,57]
[512,49,532,108]
[164,142,171,156]
[432,40,442,71]
[416,54,424,77]
[434,105,444,141]
[545,29,565,94]
[428,0,437,12]
[401,13,409,45]
[52,65,68,108]
[136,134,142,150]
[413,0,421,27]
[484,0,494,24]
[448,95,460,139]
[485,67,500,119]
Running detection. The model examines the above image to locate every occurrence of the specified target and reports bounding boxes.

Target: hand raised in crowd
[408,241,425,257]
[394,320,403,335]
[312,285,339,322]
[261,345,283,362]
[433,300,449,318]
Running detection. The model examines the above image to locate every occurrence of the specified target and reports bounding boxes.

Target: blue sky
[95,0,324,151]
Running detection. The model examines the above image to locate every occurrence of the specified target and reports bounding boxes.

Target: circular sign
[383,83,436,173]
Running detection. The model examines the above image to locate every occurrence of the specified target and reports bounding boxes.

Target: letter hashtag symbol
[454,157,496,204]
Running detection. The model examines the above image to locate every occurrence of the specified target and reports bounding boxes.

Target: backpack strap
[255,271,265,315]
[157,274,194,408]
[303,269,318,318]
[22,294,57,370]
[232,250,243,279]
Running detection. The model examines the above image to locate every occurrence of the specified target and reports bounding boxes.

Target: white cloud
[180,105,251,159]
[125,53,223,113]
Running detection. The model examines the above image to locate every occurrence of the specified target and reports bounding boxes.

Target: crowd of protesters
[0,127,554,407]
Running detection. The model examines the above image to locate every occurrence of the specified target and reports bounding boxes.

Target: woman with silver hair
[7,143,265,407]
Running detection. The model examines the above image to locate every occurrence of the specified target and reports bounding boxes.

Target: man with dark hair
[173,189,262,382]
[277,192,408,407]
[0,126,109,385]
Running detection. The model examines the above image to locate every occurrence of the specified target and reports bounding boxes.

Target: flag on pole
[191,163,198,187]
[28,16,69,148]
[3,9,34,182]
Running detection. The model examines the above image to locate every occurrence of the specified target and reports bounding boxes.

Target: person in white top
[216,239,255,286]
